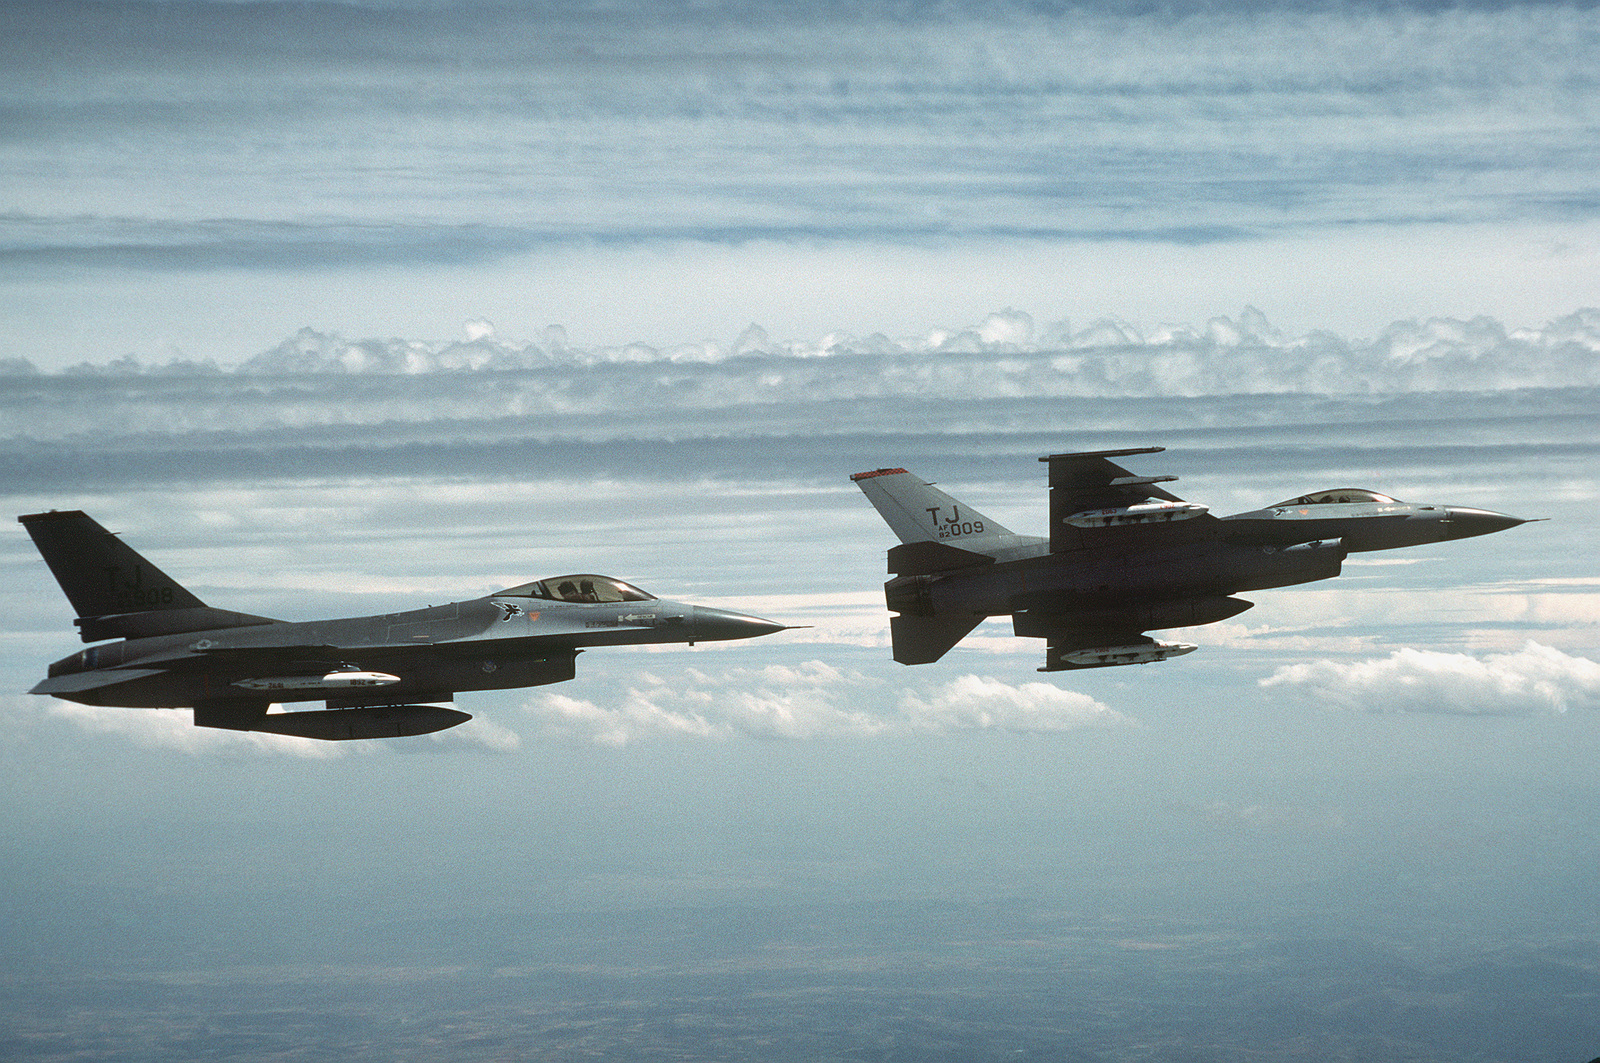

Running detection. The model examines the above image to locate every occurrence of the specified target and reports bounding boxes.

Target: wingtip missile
[1041,641,1198,672]
[232,671,401,693]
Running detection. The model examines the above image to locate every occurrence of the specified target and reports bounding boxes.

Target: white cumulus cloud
[432,711,524,753]
[522,663,1127,745]
[1258,641,1600,716]
[523,662,889,745]
[899,674,1130,733]
[9,309,1600,445]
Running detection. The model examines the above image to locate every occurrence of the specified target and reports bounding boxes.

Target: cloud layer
[1,666,1128,756]
[13,308,1600,390]
[6,0,1598,255]
[5,0,1598,368]
[3,310,1598,456]
[524,663,1129,745]
[1260,641,1600,716]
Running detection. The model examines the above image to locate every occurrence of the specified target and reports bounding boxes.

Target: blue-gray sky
[2,1,1598,1059]
[3,0,1600,366]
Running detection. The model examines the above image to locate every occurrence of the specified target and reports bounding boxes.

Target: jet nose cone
[1443,507,1529,540]
[691,606,788,642]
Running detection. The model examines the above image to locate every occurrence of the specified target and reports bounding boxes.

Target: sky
[2,1,1599,1060]
[4,0,1600,365]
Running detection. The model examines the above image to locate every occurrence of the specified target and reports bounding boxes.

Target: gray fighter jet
[853,448,1533,671]
[19,510,786,739]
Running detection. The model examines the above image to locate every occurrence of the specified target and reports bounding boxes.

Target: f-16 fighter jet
[19,510,786,739]
[852,448,1532,672]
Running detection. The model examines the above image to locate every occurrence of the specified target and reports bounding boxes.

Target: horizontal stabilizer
[30,668,167,696]
[887,540,996,576]
[77,606,281,643]
[890,612,985,665]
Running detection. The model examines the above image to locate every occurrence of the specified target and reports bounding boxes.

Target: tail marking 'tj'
[18,510,279,643]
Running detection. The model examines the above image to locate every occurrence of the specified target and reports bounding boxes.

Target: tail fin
[850,468,1019,548]
[19,510,277,642]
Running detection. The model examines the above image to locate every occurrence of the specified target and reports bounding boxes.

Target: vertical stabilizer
[19,510,206,618]
[18,510,279,642]
[850,468,1018,548]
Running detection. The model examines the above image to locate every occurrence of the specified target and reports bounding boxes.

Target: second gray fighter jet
[20,510,786,739]
[853,448,1532,671]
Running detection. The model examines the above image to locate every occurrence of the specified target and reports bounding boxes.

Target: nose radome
[691,606,787,642]
[1443,507,1529,540]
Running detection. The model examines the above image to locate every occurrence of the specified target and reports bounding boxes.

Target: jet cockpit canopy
[495,575,657,603]
[1273,489,1398,507]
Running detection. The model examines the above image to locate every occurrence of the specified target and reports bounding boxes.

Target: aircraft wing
[1041,447,1220,553]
